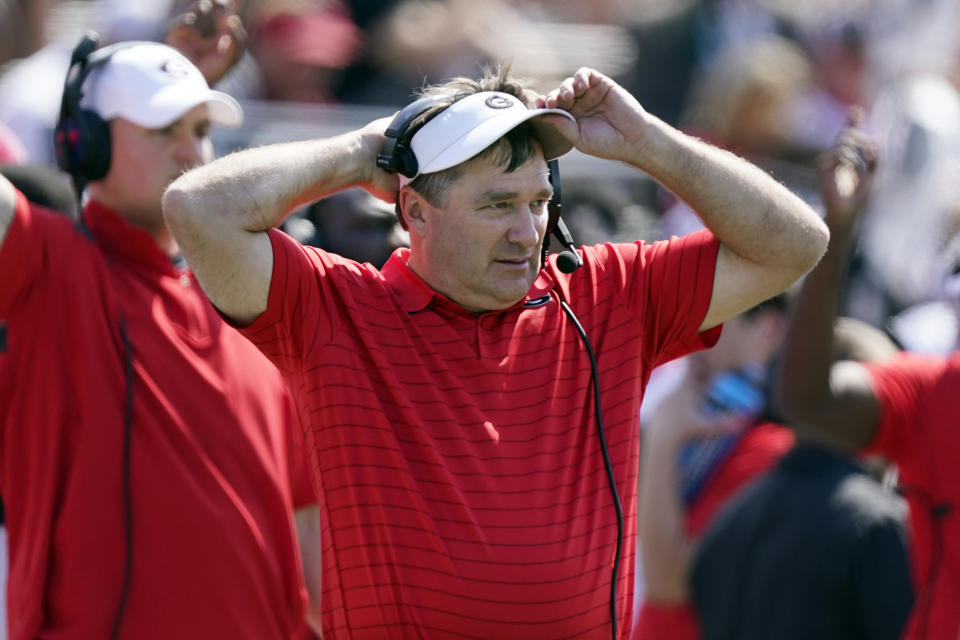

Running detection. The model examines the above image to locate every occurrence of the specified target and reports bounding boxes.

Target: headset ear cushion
[55,108,111,181]
[377,94,449,178]
[394,145,419,179]
[78,109,111,180]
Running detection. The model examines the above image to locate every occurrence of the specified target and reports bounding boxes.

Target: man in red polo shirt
[0,31,319,640]
[163,66,828,637]
[776,113,960,639]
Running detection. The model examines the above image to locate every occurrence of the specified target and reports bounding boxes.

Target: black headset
[377,94,623,639]
[54,33,138,639]
[376,94,447,178]
[54,32,117,186]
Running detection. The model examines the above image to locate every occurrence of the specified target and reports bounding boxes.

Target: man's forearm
[634,118,826,271]
[167,131,374,234]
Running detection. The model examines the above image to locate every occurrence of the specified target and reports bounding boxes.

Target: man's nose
[508,210,540,248]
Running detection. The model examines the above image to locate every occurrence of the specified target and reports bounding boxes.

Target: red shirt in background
[0,193,313,639]
[866,351,960,640]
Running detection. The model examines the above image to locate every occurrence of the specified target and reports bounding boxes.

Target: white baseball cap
[404,91,574,184]
[81,41,243,129]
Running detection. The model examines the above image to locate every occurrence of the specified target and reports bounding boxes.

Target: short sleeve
[239,228,334,374]
[862,352,943,463]
[618,229,722,367]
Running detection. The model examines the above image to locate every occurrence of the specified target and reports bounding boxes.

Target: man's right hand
[358,116,402,204]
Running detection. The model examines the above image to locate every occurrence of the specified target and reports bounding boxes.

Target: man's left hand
[535,67,653,165]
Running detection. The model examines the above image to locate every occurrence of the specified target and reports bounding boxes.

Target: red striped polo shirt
[0,194,312,640]
[242,227,721,638]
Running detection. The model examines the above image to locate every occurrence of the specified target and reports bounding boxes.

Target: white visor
[402,91,574,186]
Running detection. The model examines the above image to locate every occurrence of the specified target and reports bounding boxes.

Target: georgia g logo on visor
[160,58,192,78]
[485,95,515,110]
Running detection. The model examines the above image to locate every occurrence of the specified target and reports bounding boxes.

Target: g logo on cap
[161,58,191,78]
[485,95,514,110]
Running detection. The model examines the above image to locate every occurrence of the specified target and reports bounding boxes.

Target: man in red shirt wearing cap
[163,66,828,637]
[0,33,319,640]
[777,114,960,640]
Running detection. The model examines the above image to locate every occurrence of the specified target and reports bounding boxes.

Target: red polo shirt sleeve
[579,229,722,369]
[241,228,342,373]
[631,230,721,364]
[863,352,940,461]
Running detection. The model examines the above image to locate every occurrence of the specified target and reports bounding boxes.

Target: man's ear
[399,187,428,237]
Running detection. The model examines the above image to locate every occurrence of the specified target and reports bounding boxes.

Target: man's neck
[87,192,179,259]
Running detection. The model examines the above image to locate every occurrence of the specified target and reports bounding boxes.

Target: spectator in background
[0,34,319,639]
[243,0,362,103]
[285,187,409,268]
[776,112,960,639]
[680,33,814,163]
[0,0,243,164]
[690,314,913,640]
[0,0,56,66]
[633,297,794,640]
[616,0,781,128]
[787,8,871,154]
[660,33,816,238]
[557,176,659,247]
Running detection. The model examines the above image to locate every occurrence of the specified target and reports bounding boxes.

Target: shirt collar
[82,200,180,276]
[381,248,557,314]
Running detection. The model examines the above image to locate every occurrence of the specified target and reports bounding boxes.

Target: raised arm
[774,115,882,450]
[162,117,398,325]
[538,68,829,331]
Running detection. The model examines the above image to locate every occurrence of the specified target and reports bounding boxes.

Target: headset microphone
[554,218,582,273]
[546,159,582,274]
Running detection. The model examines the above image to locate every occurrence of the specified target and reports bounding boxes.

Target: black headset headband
[54,32,122,187]
[375,94,449,178]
